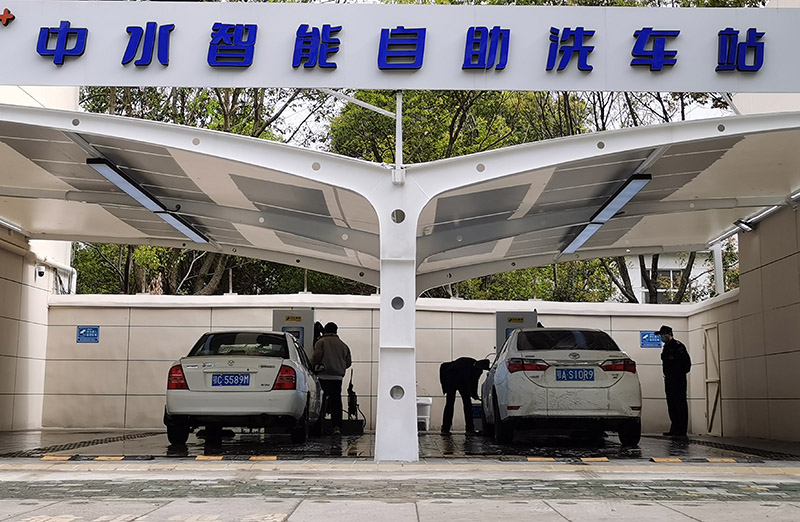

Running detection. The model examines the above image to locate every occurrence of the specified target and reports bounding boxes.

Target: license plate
[211,373,250,386]
[556,368,594,381]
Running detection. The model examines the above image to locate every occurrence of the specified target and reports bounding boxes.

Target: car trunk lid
[181,356,283,392]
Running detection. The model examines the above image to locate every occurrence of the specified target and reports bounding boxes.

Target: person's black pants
[320,379,343,429]
[442,387,474,432]
[665,375,688,435]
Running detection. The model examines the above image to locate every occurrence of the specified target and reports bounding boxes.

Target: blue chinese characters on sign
[293,24,341,69]
[546,27,595,72]
[717,27,764,72]
[123,22,175,66]
[463,26,510,70]
[37,21,87,65]
[378,26,426,69]
[208,23,257,67]
[631,28,680,71]
[77,326,100,344]
[640,331,662,348]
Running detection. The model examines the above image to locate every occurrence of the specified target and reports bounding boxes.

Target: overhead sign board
[0,2,793,92]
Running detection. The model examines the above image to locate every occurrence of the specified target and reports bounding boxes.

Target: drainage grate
[645,435,800,461]
[0,431,165,458]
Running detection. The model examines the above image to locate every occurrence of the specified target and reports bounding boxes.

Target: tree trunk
[601,257,638,303]
[640,254,660,304]
[194,254,229,296]
[671,251,697,303]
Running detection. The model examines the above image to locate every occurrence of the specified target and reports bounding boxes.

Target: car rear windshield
[517,330,621,352]
[188,332,289,358]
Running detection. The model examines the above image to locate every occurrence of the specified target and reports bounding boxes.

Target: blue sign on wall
[640,331,662,348]
[77,326,100,344]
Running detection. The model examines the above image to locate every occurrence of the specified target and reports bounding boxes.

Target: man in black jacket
[439,357,490,435]
[312,322,352,435]
[657,325,691,437]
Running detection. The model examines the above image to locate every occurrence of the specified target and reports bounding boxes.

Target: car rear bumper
[166,389,306,419]
[504,415,639,431]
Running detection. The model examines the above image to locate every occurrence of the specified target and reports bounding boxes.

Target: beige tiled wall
[719,205,800,442]
[42,296,717,435]
[0,245,50,430]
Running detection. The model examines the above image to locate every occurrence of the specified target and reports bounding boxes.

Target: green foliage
[330,90,588,163]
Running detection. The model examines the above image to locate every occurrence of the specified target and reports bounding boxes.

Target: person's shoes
[440,428,451,436]
[332,427,341,435]
[662,432,675,436]
[465,430,479,437]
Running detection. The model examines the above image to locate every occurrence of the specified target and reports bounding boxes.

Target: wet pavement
[1,429,799,462]
[0,431,800,520]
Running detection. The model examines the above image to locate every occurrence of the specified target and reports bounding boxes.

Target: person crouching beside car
[439,357,491,436]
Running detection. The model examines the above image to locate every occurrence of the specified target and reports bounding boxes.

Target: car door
[293,336,321,419]
[483,333,513,423]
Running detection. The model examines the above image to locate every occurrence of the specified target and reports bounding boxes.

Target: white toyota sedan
[164,331,321,445]
[481,327,642,446]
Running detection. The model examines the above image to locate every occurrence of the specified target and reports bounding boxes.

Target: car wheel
[481,404,493,437]
[166,424,190,445]
[493,394,514,444]
[618,418,641,446]
[290,403,309,444]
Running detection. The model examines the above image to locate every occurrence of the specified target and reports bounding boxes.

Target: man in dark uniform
[657,325,691,437]
[439,357,491,435]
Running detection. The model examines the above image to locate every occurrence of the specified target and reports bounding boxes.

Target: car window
[188,332,290,358]
[294,338,313,370]
[494,334,512,364]
[517,330,620,351]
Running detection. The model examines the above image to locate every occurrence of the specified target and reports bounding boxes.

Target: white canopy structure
[3,103,800,459]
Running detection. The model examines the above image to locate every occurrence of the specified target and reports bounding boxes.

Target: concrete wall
[43,293,736,435]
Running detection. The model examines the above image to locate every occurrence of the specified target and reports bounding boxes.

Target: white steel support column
[373,91,426,461]
[372,182,428,461]
[711,242,725,296]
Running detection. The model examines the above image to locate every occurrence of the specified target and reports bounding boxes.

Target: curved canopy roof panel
[2,104,800,293]
[0,104,382,286]
[414,115,800,290]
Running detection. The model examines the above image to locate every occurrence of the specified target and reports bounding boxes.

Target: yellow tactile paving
[250,456,278,461]
[94,456,124,461]
[195,455,224,461]
[581,457,609,462]
[40,455,71,461]
[650,457,683,463]
[527,457,556,462]
[706,457,737,463]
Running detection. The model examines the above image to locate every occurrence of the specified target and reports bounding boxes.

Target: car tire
[166,424,190,445]
[481,404,493,437]
[493,394,514,444]
[618,418,641,446]
[290,403,309,444]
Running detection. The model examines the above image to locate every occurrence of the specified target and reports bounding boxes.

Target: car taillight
[167,364,188,390]
[273,365,297,390]
[507,358,549,373]
[601,358,637,373]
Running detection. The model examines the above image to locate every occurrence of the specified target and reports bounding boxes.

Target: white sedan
[164,331,321,445]
[481,327,642,446]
